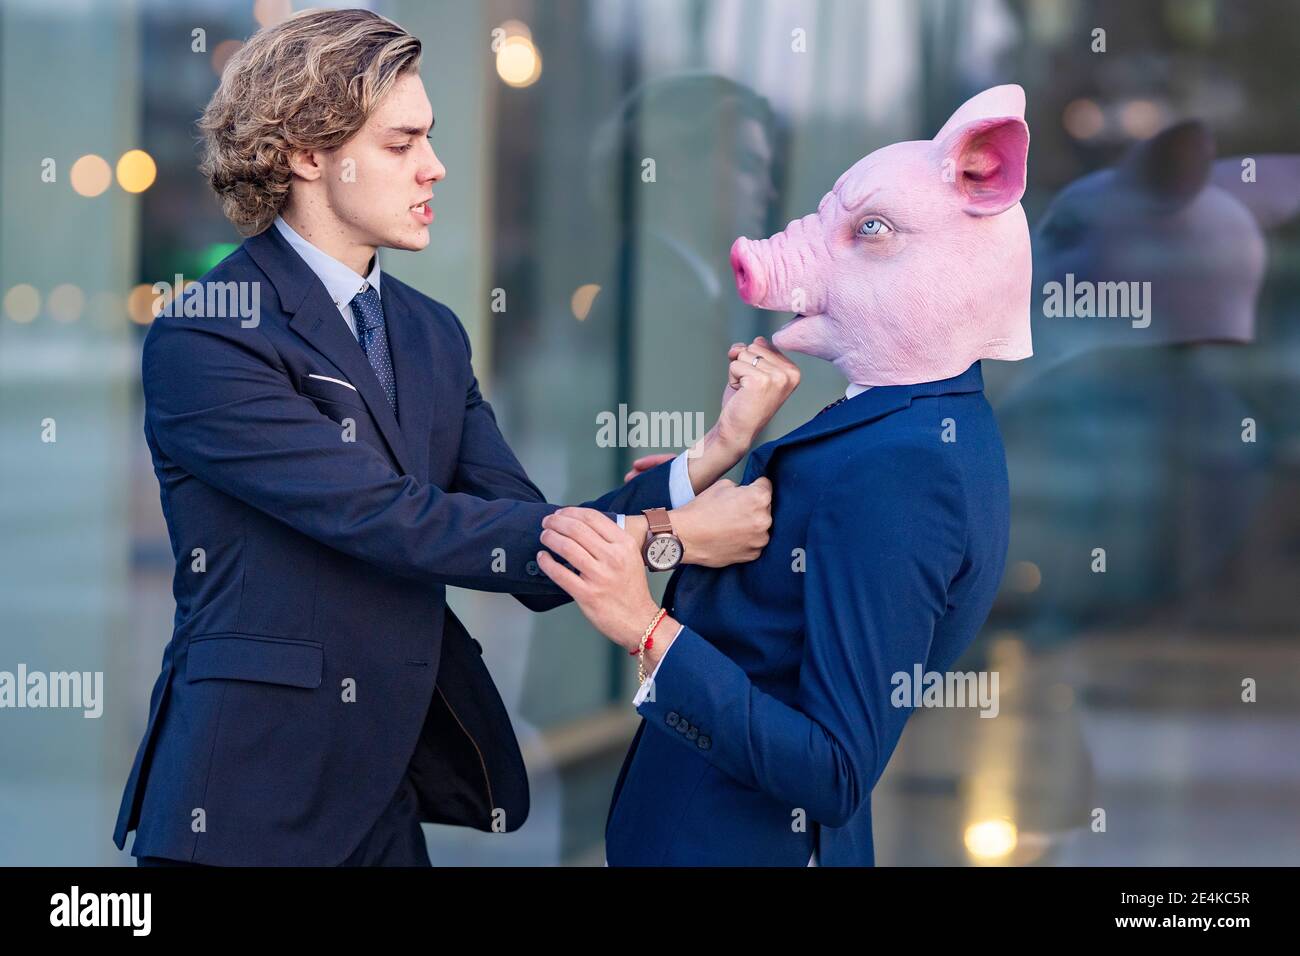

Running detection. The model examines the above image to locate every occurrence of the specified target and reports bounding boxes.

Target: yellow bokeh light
[964,818,1018,861]
[128,283,163,325]
[570,283,601,321]
[70,154,113,197]
[116,149,157,193]
[496,35,542,88]
[498,18,533,41]
[48,284,85,323]
[4,284,41,323]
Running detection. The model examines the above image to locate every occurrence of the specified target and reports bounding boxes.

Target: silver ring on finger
[751,355,762,367]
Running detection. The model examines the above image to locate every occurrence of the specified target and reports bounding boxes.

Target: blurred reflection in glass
[587,72,781,426]
[979,121,1300,865]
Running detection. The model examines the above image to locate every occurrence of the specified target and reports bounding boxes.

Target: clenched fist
[677,337,800,496]
[672,476,773,568]
[715,336,801,454]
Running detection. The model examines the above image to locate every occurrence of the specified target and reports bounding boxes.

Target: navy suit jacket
[606,362,1010,865]
[114,224,673,865]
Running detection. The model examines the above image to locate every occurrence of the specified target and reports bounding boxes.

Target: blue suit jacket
[605,362,1010,865]
[114,224,672,865]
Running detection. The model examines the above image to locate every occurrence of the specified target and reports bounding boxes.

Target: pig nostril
[730,238,762,302]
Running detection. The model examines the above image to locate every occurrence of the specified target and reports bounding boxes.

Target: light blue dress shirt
[273,215,381,339]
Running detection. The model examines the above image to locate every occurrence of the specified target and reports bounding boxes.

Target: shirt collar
[273,214,381,309]
[845,381,872,400]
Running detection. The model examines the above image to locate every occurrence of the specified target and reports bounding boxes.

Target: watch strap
[642,507,674,536]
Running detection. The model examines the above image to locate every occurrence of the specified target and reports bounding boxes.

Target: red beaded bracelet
[630,607,668,655]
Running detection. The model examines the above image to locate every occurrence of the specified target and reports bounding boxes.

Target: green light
[199,243,239,274]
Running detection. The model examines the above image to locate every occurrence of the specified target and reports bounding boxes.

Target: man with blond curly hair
[113,8,789,866]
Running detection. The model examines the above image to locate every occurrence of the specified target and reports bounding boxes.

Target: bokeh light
[1062,98,1104,140]
[128,283,162,325]
[964,818,1019,861]
[496,28,542,88]
[1119,99,1163,138]
[116,149,157,193]
[47,284,85,323]
[212,39,243,77]
[570,283,601,321]
[4,284,41,323]
[70,154,112,197]
[1007,560,1042,593]
[253,0,293,29]
[200,242,240,274]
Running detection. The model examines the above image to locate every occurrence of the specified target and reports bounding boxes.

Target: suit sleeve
[444,310,674,610]
[633,442,966,827]
[446,314,673,517]
[143,313,591,595]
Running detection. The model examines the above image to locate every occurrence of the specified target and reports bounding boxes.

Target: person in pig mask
[538,85,1033,865]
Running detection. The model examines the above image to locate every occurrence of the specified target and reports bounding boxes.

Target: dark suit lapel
[288,286,417,477]
[741,387,912,482]
[667,392,910,609]
[244,227,416,477]
[382,280,436,484]
[742,361,986,481]
[671,384,914,610]
[671,363,985,611]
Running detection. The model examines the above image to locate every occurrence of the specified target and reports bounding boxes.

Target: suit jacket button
[685,726,699,741]
[666,711,679,727]
[696,735,711,750]
[525,560,540,576]
[677,720,690,734]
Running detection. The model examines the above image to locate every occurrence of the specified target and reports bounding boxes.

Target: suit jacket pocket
[185,633,324,689]
[299,376,368,414]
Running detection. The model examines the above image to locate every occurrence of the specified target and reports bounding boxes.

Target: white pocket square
[306,373,357,392]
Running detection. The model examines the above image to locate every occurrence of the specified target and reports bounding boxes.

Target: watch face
[645,534,683,570]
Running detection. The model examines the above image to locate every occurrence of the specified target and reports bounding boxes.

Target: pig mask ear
[1118,120,1214,213]
[942,116,1030,217]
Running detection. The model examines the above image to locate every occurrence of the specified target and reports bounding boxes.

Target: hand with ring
[674,336,802,496]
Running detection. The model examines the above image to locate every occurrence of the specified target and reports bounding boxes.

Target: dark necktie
[350,284,398,420]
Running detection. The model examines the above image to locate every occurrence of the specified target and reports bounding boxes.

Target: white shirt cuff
[632,623,685,706]
[615,513,625,530]
[668,450,696,508]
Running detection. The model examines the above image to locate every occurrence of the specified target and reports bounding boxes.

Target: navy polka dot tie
[350,284,398,420]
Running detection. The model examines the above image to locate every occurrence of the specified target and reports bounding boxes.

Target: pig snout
[729,215,826,314]
[730,237,769,305]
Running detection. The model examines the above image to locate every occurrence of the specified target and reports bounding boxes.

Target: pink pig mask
[730,84,1034,386]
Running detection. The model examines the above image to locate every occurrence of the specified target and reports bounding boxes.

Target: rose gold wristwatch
[641,507,684,571]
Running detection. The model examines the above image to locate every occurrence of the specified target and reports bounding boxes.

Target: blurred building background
[1,0,1297,865]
